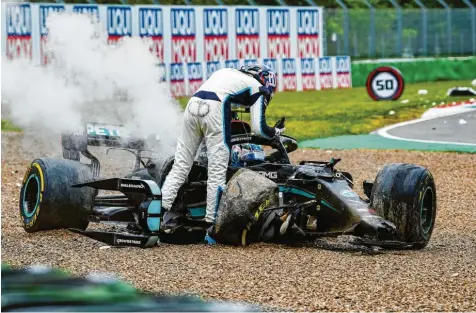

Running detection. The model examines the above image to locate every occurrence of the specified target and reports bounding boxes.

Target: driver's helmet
[231,143,265,166]
[239,64,277,100]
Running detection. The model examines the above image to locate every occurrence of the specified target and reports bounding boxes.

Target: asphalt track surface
[386,111,476,144]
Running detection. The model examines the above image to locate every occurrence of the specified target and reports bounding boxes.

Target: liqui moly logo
[5,3,32,60]
[170,63,185,97]
[301,58,316,91]
[39,4,65,65]
[282,58,297,91]
[139,8,164,61]
[206,61,221,79]
[297,9,320,58]
[39,4,65,36]
[171,8,196,63]
[263,58,277,72]
[187,63,203,95]
[204,9,228,61]
[73,5,99,20]
[225,59,240,69]
[107,6,132,44]
[244,59,257,67]
[236,9,260,59]
[335,56,351,88]
[267,9,290,58]
[319,57,333,90]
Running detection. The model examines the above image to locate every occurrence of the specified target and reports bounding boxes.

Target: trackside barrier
[163,56,352,97]
[1,2,352,95]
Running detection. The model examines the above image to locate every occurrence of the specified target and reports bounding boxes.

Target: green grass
[2,80,472,141]
[1,119,22,132]
[177,79,472,141]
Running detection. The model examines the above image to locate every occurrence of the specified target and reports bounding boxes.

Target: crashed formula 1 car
[19,119,437,251]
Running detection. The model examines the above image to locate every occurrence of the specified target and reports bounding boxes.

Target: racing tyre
[370,163,436,249]
[19,158,95,233]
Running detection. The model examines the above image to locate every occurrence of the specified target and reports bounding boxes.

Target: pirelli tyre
[370,163,437,249]
[19,158,95,233]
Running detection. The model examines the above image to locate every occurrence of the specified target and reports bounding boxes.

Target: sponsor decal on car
[120,183,145,189]
[236,9,260,59]
[340,189,359,198]
[86,123,130,137]
[171,8,196,63]
[231,136,252,143]
[6,3,32,60]
[257,171,278,179]
[116,238,142,245]
[139,7,164,61]
[203,8,228,61]
[267,9,290,58]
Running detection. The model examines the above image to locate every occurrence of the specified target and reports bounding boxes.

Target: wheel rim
[22,174,40,218]
[420,186,434,235]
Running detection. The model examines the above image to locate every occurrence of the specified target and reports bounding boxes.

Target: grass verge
[177,79,472,141]
[2,79,472,141]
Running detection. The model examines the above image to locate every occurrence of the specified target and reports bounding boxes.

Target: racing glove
[274,117,286,137]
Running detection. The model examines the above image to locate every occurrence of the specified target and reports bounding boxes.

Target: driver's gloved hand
[274,127,285,137]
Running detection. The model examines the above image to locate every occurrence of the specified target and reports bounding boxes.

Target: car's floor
[2,132,476,312]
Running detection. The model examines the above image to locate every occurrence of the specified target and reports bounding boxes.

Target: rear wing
[61,122,147,177]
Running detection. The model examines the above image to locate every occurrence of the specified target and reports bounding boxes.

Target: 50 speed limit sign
[366,66,405,101]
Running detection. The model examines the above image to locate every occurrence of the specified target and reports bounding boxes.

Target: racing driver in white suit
[160,64,284,225]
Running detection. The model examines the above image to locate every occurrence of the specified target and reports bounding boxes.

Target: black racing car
[19,119,437,250]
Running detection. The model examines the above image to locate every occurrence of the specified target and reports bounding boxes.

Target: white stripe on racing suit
[160,68,277,222]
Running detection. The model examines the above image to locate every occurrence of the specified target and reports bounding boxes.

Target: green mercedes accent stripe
[188,207,206,217]
[279,186,315,199]
[320,199,340,213]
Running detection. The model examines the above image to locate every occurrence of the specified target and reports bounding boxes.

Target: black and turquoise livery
[18,120,437,250]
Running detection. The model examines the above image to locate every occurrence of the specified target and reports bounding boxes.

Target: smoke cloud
[2,11,183,161]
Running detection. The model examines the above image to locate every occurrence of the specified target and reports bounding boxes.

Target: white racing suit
[161,68,278,223]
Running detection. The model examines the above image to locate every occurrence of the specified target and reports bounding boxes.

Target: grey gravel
[2,132,476,312]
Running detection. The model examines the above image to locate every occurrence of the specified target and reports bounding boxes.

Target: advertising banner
[169,62,186,97]
[203,8,228,61]
[39,3,64,65]
[5,3,32,60]
[267,9,291,58]
[106,6,132,44]
[297,8,320,58]
[335,55,352,89]
[171,8,196,63]
[281,58,297,91]
[1,3,354,95]
[139,7,164,61]
[318,56,334,90]
[300,58,317,91]
[187,62,203,95]
[235,8,260,59]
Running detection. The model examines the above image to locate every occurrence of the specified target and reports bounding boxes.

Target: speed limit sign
[366,66,405,101]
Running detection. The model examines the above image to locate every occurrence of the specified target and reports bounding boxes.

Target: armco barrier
[1,2,352,96]
[351,57,476,87]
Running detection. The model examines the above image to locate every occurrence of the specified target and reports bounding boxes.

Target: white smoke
[1,11,183,159]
